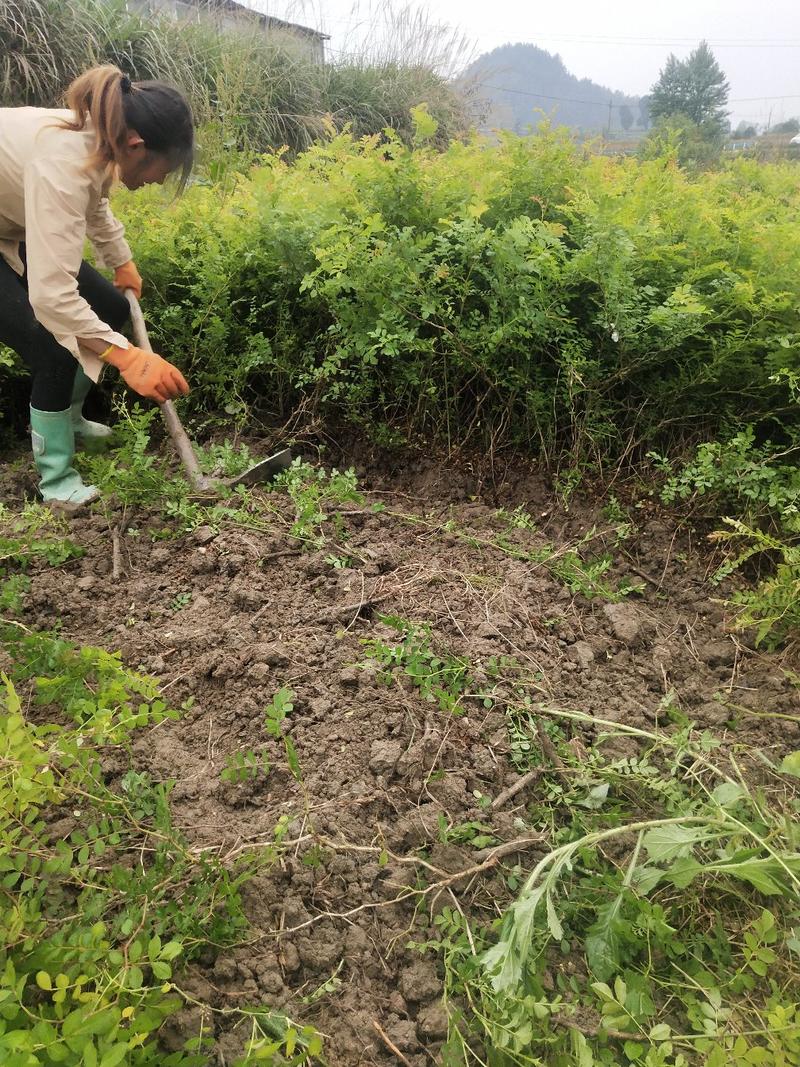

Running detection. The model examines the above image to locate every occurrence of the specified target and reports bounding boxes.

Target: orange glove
[102,344,190,404]
[113,260,143,299]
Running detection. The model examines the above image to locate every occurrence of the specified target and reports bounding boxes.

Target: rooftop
[190,0,329,39]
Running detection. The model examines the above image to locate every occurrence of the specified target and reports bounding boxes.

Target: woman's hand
[102,344,189,404]
[113,260,143,299]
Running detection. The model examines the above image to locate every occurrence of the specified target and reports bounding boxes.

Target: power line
[524,40,800,49]
[549,36,800,44]
[481,84,619,107]
[317,18,800,48]
[508,33,800,47]
[480,83,800,108]
[730,94,800,103]
[299,13,800,44]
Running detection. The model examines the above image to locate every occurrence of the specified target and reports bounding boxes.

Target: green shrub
[659,426,800,531]
[655,374,799,645]
[711,521,800,647]
[99,128,800,463]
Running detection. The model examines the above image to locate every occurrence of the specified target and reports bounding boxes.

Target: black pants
[0,245,129,411]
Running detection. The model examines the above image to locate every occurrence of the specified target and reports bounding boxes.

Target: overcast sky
[266,0,800,126]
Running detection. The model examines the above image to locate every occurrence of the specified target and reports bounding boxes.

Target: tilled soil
[5,441,799,1065]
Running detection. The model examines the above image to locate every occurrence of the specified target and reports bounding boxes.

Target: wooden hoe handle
[124,290,210,491]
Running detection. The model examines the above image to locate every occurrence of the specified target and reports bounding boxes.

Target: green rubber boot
[30,406,100,509]
[71,367,113,441]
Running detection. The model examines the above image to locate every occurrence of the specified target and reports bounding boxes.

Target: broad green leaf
[545,894,563,940]
[577,783,609,810]
[99,1044,129,1067]
[650,1023,671,1041]
[285,737,301,781]
[585,897,628,981]
[706,1044,729,1067]
[779,751,800,779]
[712,782,746,807]
[643,824,707,863]
[160,941,183,961]
[484,882,548,991]
[482,940,519,993]
[591,981,615,1002]
[664,856,703,889]
[719,859,785,895]
[633,865,664,894]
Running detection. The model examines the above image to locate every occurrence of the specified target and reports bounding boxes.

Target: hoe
[126,290,291,492]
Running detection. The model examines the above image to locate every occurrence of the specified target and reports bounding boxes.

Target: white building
[127,0,328,63]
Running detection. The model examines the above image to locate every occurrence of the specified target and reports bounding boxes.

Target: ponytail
[60,64,194,187]
[62,65,129,171]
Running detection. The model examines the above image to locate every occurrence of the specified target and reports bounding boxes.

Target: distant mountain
[462,43,645,135]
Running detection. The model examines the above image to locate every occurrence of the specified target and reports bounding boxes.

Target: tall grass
[0,0,472,150]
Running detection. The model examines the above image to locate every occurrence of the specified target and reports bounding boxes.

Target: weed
[363,614,472,713]
[531,542,620,600]
[603,494,636,543]
[0,573,30,613]
[711,519,800,647]
[430,697,800,1065]
[654,426,800,645]
[302,962,344,1004]
[264,687,301,781]
[274,460,363,549]
[0,515,322,1065]
[195,440,254,479]
[218,689,302,787]
[439,816,499,850]
[324,553,352,569]
[221,748,271,785]
[660,427,800,530]
[81,402,188,510]
[0,502,82,570]
[496,505,538,531]
[393,506,633,601]
[554,467,585,509]
[170,589,194,613]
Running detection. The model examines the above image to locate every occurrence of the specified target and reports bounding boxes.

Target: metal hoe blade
[226,448,293,487]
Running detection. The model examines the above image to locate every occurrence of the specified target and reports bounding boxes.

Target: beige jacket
[0,107,132,382]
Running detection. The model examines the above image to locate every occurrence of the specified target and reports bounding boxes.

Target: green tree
[619,103,634,131]
[772,118,800,134]
[638,95,652,129]
[649,40,729,132]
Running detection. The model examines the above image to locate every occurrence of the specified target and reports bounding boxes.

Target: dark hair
[61,64,194,188]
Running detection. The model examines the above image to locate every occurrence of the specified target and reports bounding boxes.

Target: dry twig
[111,525,122,581]
[244,834,544,942]
[372,1020,414,1066]
[491,767,544,810]
[536,719,570,785]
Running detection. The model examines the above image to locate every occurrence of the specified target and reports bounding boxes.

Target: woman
[0,64,192,507]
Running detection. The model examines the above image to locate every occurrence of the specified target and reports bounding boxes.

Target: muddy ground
[4,435,799,1065]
